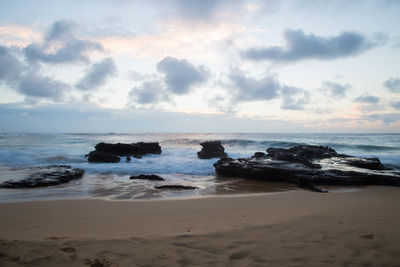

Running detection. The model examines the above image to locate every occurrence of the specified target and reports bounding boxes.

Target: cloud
[128,71,157,82]
[95,20,244,60]
[0,45,69,101]
[229,70,280,101]
[173,0,220,19]
[390,101,400,110]
[227,69,309,110]
[76,58,117,91]
[0,25,42,47]
[354,94,380,103]
[17,73,69,100]
[321,81,351,98]
[0,46,23,82]
[24,20,102,64]
[128,80,168,105]
[157,57,208,94]
[45,20,75,42]
[242,29,379,62]
[365,113,400,125]
[0,103,306,133]
[384,77,400,93]
[167,0,244,21]
[280,86,310,110]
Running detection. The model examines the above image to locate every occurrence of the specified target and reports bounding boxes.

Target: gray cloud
[354,94,380,103]
[384,77,400,93]
[24,20,102,64]
[280,86,310,110]
[322,81,351,98]
[168,0,243,21]
[229,70,280,101]
[0,45,69,101]
[76,58,117,91]
[17,73,69,100]
[45,20,76,42]
[228,69,309,110]
[391,101,400,110]
[157,57,208,95]
[0,46,23,82]
[174,0,220,19]
[128,80,167,105]
[365,113,400,125]
[243,29,378,62]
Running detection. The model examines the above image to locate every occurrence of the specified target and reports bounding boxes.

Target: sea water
[0,133,399,202]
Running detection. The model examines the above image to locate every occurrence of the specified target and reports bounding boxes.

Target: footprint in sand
[360,233,374,240]
[84,257,112,267]
[229,250,250,260]
[45,236,68,240]
[60,246,77,260]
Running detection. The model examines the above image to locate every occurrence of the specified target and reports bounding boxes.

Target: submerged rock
[130,174,165,181]
[87,151,121,163]
[214,145,400,192]
[197,141,228,159]
[0,165,84,188]
[87,142,162,163]
[155,185,198,190]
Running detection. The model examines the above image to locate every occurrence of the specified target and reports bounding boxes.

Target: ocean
[0,133,399,202]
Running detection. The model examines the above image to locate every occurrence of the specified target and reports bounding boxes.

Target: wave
[221,139,399,153]
[325,143,399,152]
[162,138,305,148]
[161,138,399,153]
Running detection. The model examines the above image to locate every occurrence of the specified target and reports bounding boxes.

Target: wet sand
[1,186,400,266]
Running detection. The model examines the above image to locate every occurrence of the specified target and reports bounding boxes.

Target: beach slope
[1,187,400,266]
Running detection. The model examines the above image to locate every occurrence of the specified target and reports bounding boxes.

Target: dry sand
[1,186,400,266]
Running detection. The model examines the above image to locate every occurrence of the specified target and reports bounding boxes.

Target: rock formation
[214,145,400,192]
[197,141,227,159]
[130,174,165,181]
[87,142,162,163]
[0,165,84,188]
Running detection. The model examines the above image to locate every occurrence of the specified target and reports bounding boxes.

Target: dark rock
[296,177,328,193]
[197,141,228,159]
[267,145,338,161]
[95,142,161,156]
[130,174,165,181]
[87,142,162,163]
[253,152,267,158]
[126,156,131,162]
[346,157,387,170]
[0,165,84,188]
[87,151,120,163]
[214,145,400,192]
[154,185,198,190]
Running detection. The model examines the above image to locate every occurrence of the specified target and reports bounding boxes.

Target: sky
[0,0,400,133]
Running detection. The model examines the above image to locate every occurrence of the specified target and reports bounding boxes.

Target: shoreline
[1,186,400,266]
[0,188,299,203]
[0,185,363,204]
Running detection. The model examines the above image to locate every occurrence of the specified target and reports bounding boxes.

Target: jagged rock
[346,157,387,170]
[214,145,400,192]
[130,174,165,181]
[87,151,121,163]
[0,165,84,188]
[87,142,162,163]
[154,185,198,190]
[197,141,227,159]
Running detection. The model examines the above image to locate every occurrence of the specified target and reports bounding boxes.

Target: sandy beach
[1,186,400,266]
